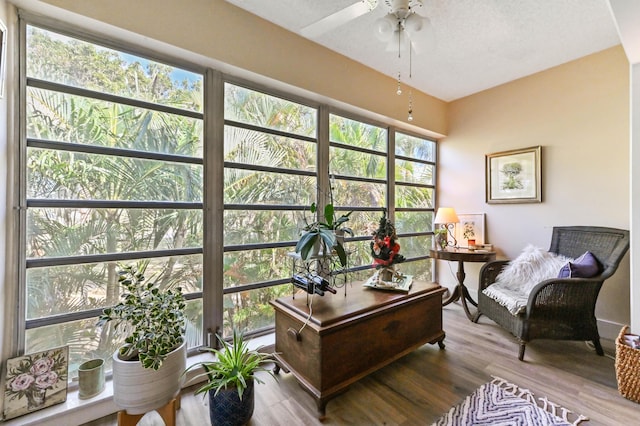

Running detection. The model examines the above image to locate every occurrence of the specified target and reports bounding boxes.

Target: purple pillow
[558,251,601,278]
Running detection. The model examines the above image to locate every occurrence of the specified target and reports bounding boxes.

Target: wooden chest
[270,280,446,417]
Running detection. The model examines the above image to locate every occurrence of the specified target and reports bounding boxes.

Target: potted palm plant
[295,202,353,267]
[97,263,187,415]
[184,330,276,426]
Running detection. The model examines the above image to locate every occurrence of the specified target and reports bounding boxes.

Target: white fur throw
[482,245,573,315]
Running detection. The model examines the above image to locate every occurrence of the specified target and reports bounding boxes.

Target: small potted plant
[295,202,353,267]
[184,329,276,426]
[97,263,187,414]
[371,211,406,281]
[434,228,449,250]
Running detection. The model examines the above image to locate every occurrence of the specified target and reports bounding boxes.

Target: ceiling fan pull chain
[408,90,413,122]
[397,20,402,58]
[409,43,413,79]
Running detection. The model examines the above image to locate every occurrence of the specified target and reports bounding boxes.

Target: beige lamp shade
[434,207,459,224]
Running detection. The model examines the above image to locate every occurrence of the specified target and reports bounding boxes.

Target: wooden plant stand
[117,397,180,426]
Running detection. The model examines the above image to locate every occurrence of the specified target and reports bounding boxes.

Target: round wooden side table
[430,248,496,321]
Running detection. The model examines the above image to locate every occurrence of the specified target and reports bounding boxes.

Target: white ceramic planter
[112,341,186,415]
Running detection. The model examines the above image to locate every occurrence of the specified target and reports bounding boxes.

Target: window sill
[3,334,274,426]
[3,380,119,426]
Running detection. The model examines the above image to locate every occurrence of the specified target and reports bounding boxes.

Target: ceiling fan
[300,0,432,52]
[300,0,432,123]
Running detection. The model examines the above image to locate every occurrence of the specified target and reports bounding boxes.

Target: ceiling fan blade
[301,1,377,39]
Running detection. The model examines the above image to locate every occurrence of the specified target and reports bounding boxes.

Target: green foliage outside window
[23,25,437,376]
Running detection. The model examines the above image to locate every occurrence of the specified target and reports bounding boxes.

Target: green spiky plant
[184,329,276,400]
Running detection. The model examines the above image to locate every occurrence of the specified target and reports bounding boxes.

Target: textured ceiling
[225,0,621,101]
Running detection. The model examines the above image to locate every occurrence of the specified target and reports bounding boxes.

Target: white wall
[608,0,640,339]
[440,46,631,339]
[631,62,640,333]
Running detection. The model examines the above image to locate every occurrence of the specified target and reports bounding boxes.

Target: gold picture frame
[486,146,541,204]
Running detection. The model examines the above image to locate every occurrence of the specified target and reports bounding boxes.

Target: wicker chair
[473,226,630,361]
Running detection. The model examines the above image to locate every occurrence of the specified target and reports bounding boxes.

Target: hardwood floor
[84,303,638,425]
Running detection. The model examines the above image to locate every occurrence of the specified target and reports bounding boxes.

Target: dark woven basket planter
[208,380,255,426]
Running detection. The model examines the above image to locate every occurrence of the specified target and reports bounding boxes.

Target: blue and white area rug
[432,376,589,426]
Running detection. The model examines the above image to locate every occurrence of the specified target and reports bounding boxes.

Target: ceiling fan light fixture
[404,13,425,34]
[386,0,411,20]
[378,0,426,123]
[385,29,409,52]
[384,0,423,19]
[375,14,398,42]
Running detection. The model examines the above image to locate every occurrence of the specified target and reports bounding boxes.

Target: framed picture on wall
[486,146,542,204]
[455,213,485,248]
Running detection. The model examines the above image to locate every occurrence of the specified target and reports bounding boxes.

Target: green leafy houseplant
[184,329,276,400]
[434,228,449,250]
[295,202,353,267]
[97,264,186,370]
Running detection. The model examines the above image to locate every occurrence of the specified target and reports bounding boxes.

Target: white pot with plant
[98,264,187,415]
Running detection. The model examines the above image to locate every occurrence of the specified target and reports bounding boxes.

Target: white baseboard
[598,318,626,341]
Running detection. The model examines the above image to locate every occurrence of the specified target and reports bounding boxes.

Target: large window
[328,113,388,279]
[18,19,438,380]
[222,83,317,335]
[327,116,436,280]
[23,24,204,375]
[394,131,436,279]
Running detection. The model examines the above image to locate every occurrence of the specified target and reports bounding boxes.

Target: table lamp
[434,207,460,248]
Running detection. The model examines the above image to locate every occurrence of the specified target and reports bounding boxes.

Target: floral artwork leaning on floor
[3,346,69,420]
[370,211,406,269]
